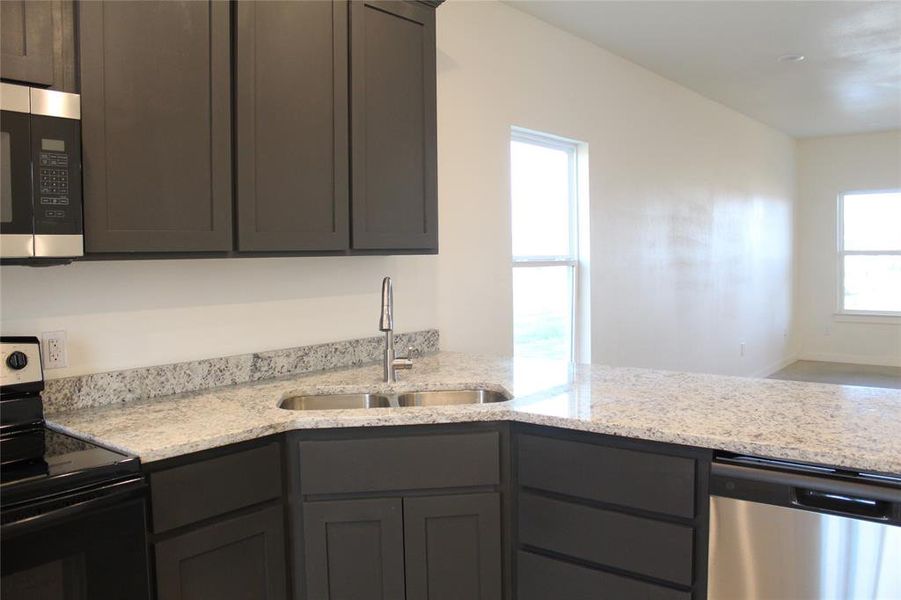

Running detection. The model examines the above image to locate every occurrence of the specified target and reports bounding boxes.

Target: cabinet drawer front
[519,493,694,586]
[298,432,499,495]
[518,551,690,600]
[151,443,282,533]
[518,433,696,517]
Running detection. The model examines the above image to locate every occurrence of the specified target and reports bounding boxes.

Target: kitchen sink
[395,389,507,407]
[279,393,393,410]
[278,389,508,410]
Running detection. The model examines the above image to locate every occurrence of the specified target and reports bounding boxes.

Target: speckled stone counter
[47,352,901,474]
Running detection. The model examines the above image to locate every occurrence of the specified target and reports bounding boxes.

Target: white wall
[1,0,798,380]
[0,256,438,377]
[435,1,797,376]
[796,130,901,366]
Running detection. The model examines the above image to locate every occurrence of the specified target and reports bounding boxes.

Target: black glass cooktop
[0,427,141,508]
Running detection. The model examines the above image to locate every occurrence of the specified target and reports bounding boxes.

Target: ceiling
[504,1,901,138]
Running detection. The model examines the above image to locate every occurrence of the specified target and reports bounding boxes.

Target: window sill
[833,313,901,325]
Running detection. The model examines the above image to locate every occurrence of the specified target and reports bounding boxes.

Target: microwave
[0,82,83,259]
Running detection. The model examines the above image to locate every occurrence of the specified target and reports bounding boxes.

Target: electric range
[0,336,150,599]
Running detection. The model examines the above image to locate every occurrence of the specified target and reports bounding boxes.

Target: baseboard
[751,354,799,378]
[798,352,901,368]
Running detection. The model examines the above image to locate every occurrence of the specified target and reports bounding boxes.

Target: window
[838,190,901,315]
[510,129,586,361]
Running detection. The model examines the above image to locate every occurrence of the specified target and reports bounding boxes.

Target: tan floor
[769,360,901,389]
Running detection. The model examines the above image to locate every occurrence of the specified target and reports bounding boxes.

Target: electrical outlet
[41,331,68,369]
[740,342,746,357]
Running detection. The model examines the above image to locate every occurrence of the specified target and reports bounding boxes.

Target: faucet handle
[406,346,420,359]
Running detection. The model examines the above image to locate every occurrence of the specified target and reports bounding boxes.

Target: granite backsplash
[43,329,439,414]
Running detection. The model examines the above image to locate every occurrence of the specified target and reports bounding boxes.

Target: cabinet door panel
[1,0,54,86]
[80,1,232,252]
[155,505,287,600]
[350,0,437,251]
[235,0,349,251]
[303,498,405,600]
[404,493,502,600]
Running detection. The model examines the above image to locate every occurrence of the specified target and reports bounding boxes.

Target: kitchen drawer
[298,432,499,495]
[518,433,696,518]
[151,442,282,533]
[519,492,694,586]
[517,551,691,600]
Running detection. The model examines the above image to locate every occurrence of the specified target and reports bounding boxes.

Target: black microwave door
[31,115,82,239]
[1,110,34,255]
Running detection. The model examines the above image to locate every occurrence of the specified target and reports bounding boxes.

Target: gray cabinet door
[79,1,232,253]
[350,0,438,251]
[235,1,349,251]
[404,493,502,600]
[1,0,54,86]
[155,505,288,600]
[303,498,406,600]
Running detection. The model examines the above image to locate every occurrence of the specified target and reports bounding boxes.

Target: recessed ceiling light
[777,54,806,63]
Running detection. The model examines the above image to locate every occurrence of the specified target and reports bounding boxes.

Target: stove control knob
[6,351,28,370]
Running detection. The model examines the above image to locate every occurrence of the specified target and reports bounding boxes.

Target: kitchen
[1,1,899,599]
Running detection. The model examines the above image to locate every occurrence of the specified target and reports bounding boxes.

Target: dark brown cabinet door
[155,505,288,600]
[404,493,502,600]
[350,0,438,251]
[303,498,405,600]
[235,1,349,251]
[1,0,76,91]
[79,1,232,253]
[1,1,53,86]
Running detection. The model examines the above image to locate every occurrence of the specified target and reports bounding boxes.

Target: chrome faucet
[379,276,413,383]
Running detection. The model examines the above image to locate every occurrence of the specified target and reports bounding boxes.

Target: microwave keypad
[38,151,71,220]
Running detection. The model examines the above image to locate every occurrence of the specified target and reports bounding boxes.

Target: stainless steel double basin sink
[279,389,507,410]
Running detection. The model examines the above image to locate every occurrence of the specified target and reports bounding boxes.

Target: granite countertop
[48,352,901,474]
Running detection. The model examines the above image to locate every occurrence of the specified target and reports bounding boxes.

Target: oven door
[1,85,35,258]
[1,478,151,600]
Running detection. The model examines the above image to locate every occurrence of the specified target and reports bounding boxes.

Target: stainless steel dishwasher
[708,455,901,600]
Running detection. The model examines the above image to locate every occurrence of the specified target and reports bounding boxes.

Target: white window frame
[836,189,901,318]
[511,128,582,362]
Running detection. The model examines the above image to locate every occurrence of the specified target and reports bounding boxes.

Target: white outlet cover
[41,330,68,369]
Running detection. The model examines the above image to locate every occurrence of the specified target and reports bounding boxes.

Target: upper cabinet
[235,1,349,252]
[1,0,77,92]
[76,0,439,257]
[79,1,233,253]
[350,1,438,251]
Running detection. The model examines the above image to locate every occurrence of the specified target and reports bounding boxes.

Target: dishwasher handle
[711,461,901,525]
[794,488,893,520]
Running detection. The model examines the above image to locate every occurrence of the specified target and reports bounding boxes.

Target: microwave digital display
[41,138,65,152]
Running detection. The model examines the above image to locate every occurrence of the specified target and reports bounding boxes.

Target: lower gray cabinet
[302,493,503,600]
[155,504,287,600]
[302,498,405,600]
[404,493,502,600]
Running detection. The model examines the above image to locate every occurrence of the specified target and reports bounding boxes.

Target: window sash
[512,262,577,361]
[511,130,579,262]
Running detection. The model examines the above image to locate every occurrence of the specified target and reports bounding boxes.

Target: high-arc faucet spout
[379,276,393,332]
[379,276,412,383]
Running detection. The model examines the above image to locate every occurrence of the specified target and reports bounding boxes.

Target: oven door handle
[1,476,146,537]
